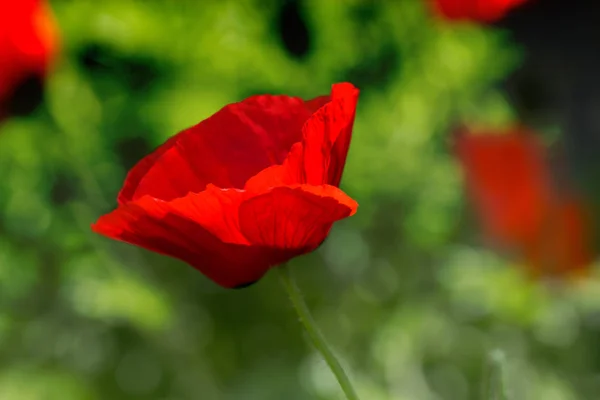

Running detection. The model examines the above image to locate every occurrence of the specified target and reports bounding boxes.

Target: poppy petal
[302,82,359,186]
[243,142,305,192]
[0,0,58,114]
[117,136,179,205]
[166,185,248,244]
[304,95,331,113]
[238,184,357,250]
[14,0,59,69]
[120,95,328,203]
[93,192,299,288]
[430,0,528,22]
[523,199,594,278]
[454,130,552,246]
[555,201,594,276]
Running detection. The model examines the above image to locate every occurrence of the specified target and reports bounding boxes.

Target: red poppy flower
[0,0,59,118]
[429,0,529,22]
[454,128,594,278]
[93,83,360,288]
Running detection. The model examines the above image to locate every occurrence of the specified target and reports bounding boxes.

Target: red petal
[94,183,357,288]
[166,185,248,244]
[244,83,359,191]
[430,0,528,22]
[93,190,297,288]
[119,94,328,203]
[304,95,331,113]
[117,136,179,205]
[243,142,305,192]
[302,82,359,187]
[523,199,594,278]
[238,184,357,250]
[555,201,594,276]
[454,130,552,246]
[0,0,58,106]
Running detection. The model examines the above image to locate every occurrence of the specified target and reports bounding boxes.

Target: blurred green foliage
[1,0,599,399]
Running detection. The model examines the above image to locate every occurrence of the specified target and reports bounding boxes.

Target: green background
[1,0,598,399]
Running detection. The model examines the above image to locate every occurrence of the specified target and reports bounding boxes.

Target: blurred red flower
[0,0,59,118]
[454,129,594,278]
[429,0,529,22]
[93,83,360,288]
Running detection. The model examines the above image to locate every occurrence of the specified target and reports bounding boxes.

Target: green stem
[277,265,360,400]
[481,349,510,400]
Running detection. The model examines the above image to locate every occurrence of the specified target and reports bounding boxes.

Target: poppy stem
[277,265,360,400]
[481,349,510,400]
